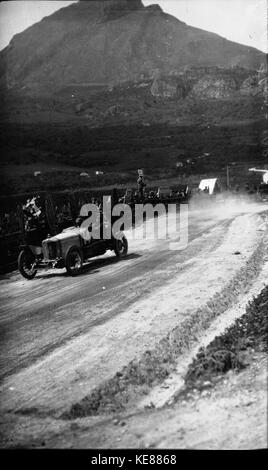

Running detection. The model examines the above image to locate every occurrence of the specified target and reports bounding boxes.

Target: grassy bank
[182,285,268,393]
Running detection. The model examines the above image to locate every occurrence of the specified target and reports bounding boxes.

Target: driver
[23,197,49,246]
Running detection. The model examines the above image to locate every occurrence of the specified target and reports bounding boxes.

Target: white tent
[198,178,218,195]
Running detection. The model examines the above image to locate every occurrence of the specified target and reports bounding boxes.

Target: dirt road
[0,208,234,378]
[0,200,267,447]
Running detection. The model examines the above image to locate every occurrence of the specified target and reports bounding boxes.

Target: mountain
[0,0,265,92]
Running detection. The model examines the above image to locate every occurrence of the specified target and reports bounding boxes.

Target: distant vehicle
[95,170,104,176]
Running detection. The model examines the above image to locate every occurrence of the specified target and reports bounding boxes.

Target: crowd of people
[118,186,189,204]
[0,210,22,236]
[0,194,99,238]
[0,174,189,239]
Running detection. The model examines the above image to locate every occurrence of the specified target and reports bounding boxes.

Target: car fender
[64,244,83,264]
[19,245,36,258]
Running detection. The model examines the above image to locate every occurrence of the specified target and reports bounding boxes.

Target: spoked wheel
[114,235,128,259]
[65,246,83,276]
[18,250,38,280]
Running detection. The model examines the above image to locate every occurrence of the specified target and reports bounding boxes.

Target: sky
[0,0,267,52]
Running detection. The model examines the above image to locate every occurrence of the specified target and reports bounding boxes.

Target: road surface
[0,200,266,420]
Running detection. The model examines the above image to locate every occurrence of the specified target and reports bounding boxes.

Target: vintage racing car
[18,226,128,279]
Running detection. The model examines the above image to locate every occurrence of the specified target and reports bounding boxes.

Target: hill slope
[0,0,265,91]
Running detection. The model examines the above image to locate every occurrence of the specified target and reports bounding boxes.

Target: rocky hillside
[46,66,264,128]
[150,66,265,99]
[0,0,265,92]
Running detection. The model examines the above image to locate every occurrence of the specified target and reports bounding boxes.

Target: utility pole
[226,164,230,189]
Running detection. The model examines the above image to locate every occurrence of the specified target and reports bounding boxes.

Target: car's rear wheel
[114,235,128,259]
[18,250,38,280]
[65,246,83,276]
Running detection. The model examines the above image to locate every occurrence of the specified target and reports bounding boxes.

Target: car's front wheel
[18,250,38,280]
[65,246,83,276]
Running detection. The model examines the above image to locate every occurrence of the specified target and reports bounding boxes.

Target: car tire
[18,250,38,280]
[114,235,128,259]
[65,246,83,276]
